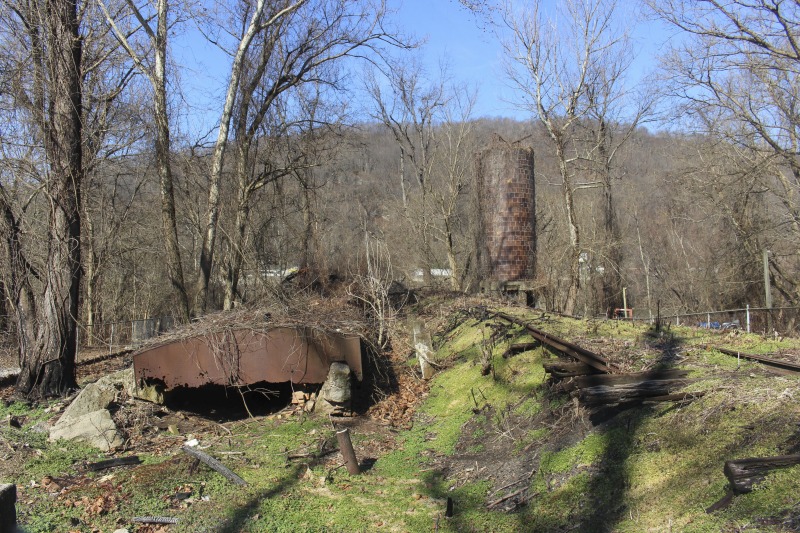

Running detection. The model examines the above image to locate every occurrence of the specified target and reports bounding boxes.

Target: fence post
[707,313,711,329]
[110,323,115,354]
[746,305,751,334]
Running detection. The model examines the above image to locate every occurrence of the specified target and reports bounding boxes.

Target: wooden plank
[566,369,690,391]
[724,455,800,494]
[503,342,538,358]
[542,361,598,373]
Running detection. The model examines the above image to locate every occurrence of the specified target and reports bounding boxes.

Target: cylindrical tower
[476,138,536,283]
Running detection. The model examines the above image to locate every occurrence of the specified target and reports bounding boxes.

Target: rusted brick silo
[476,137,536,285]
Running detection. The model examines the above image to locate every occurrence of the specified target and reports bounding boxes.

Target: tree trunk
[556,141,581,316]
[195,0,272,315]
[223,190,250,311]
[597,118,622,313]
[153,0,190,321]
[14,0,83,398]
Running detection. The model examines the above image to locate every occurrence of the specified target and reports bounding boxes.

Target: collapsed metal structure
[133,327,362,389]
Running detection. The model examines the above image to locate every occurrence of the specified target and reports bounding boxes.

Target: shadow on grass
[541,329,688,532]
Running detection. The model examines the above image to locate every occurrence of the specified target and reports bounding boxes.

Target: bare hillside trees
[651,0,800,306]
[502,0,643,315]
[207,0,401,311]
[366,60,477,289]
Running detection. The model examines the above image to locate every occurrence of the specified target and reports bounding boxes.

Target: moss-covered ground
[3,300,800,531]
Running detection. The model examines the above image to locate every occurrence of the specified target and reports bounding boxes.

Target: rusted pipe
[336,428,361,475]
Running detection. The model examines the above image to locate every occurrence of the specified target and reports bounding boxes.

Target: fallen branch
[489,465,537,497]
[181,446,247,486]
[287,447,337,461]
[86,456,142,472]
[487,486,527,508]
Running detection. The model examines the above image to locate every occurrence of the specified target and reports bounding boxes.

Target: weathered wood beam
[573,379,690,405]
[724,455,800,494]
[564,369,690,392]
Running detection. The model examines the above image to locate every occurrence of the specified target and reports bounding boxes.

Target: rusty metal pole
[336,429,361,475]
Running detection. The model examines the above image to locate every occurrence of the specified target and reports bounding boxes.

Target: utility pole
[763,250,772,332]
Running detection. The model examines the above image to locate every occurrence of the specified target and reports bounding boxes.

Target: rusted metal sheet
[133,327,362,389]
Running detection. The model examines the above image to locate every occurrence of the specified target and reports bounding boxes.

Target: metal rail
[490,310,618,374]
[713,346,800,374]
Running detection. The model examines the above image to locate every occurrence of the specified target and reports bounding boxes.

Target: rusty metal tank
[476,138,536,282]
[133,327,362,389]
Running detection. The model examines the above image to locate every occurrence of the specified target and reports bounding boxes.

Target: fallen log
[542,361,599,375]
[181,446,247,486]
[563,369,690,392]
[724,455,800,494]
[503,342,538,358]
[573,379,689,405]
[86,456,142,471]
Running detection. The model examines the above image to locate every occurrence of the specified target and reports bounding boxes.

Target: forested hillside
[1,0,799,397]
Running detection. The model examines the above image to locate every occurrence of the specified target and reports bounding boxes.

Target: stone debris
[48,367,139,451]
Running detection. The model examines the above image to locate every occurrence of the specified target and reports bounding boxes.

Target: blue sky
[173,0,673,136]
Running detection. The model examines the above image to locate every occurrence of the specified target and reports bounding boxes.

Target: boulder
[60,368,136,422]
[320,362,351,403]
[49,409,123,451]
[49,368,136,451]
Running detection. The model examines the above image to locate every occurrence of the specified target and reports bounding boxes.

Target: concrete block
[0,483,16,532]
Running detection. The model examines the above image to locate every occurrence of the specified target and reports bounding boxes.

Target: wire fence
[78,316,179,353]
[626,306,800,336]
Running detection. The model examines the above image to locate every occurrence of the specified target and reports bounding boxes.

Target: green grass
[7,305,800,532]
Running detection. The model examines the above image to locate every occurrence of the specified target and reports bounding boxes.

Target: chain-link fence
[78,316,178,353]
[628,306,800,336]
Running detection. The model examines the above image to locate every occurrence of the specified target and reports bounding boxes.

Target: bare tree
[502,0,636,315]
[96,0,191,319]
[206,0,401,310]
[365,59,454,285]
[194,0,303,314]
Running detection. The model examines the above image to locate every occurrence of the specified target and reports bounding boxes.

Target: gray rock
[60,368,136,422]
[320,362,351,403]
[49,409,123,451]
